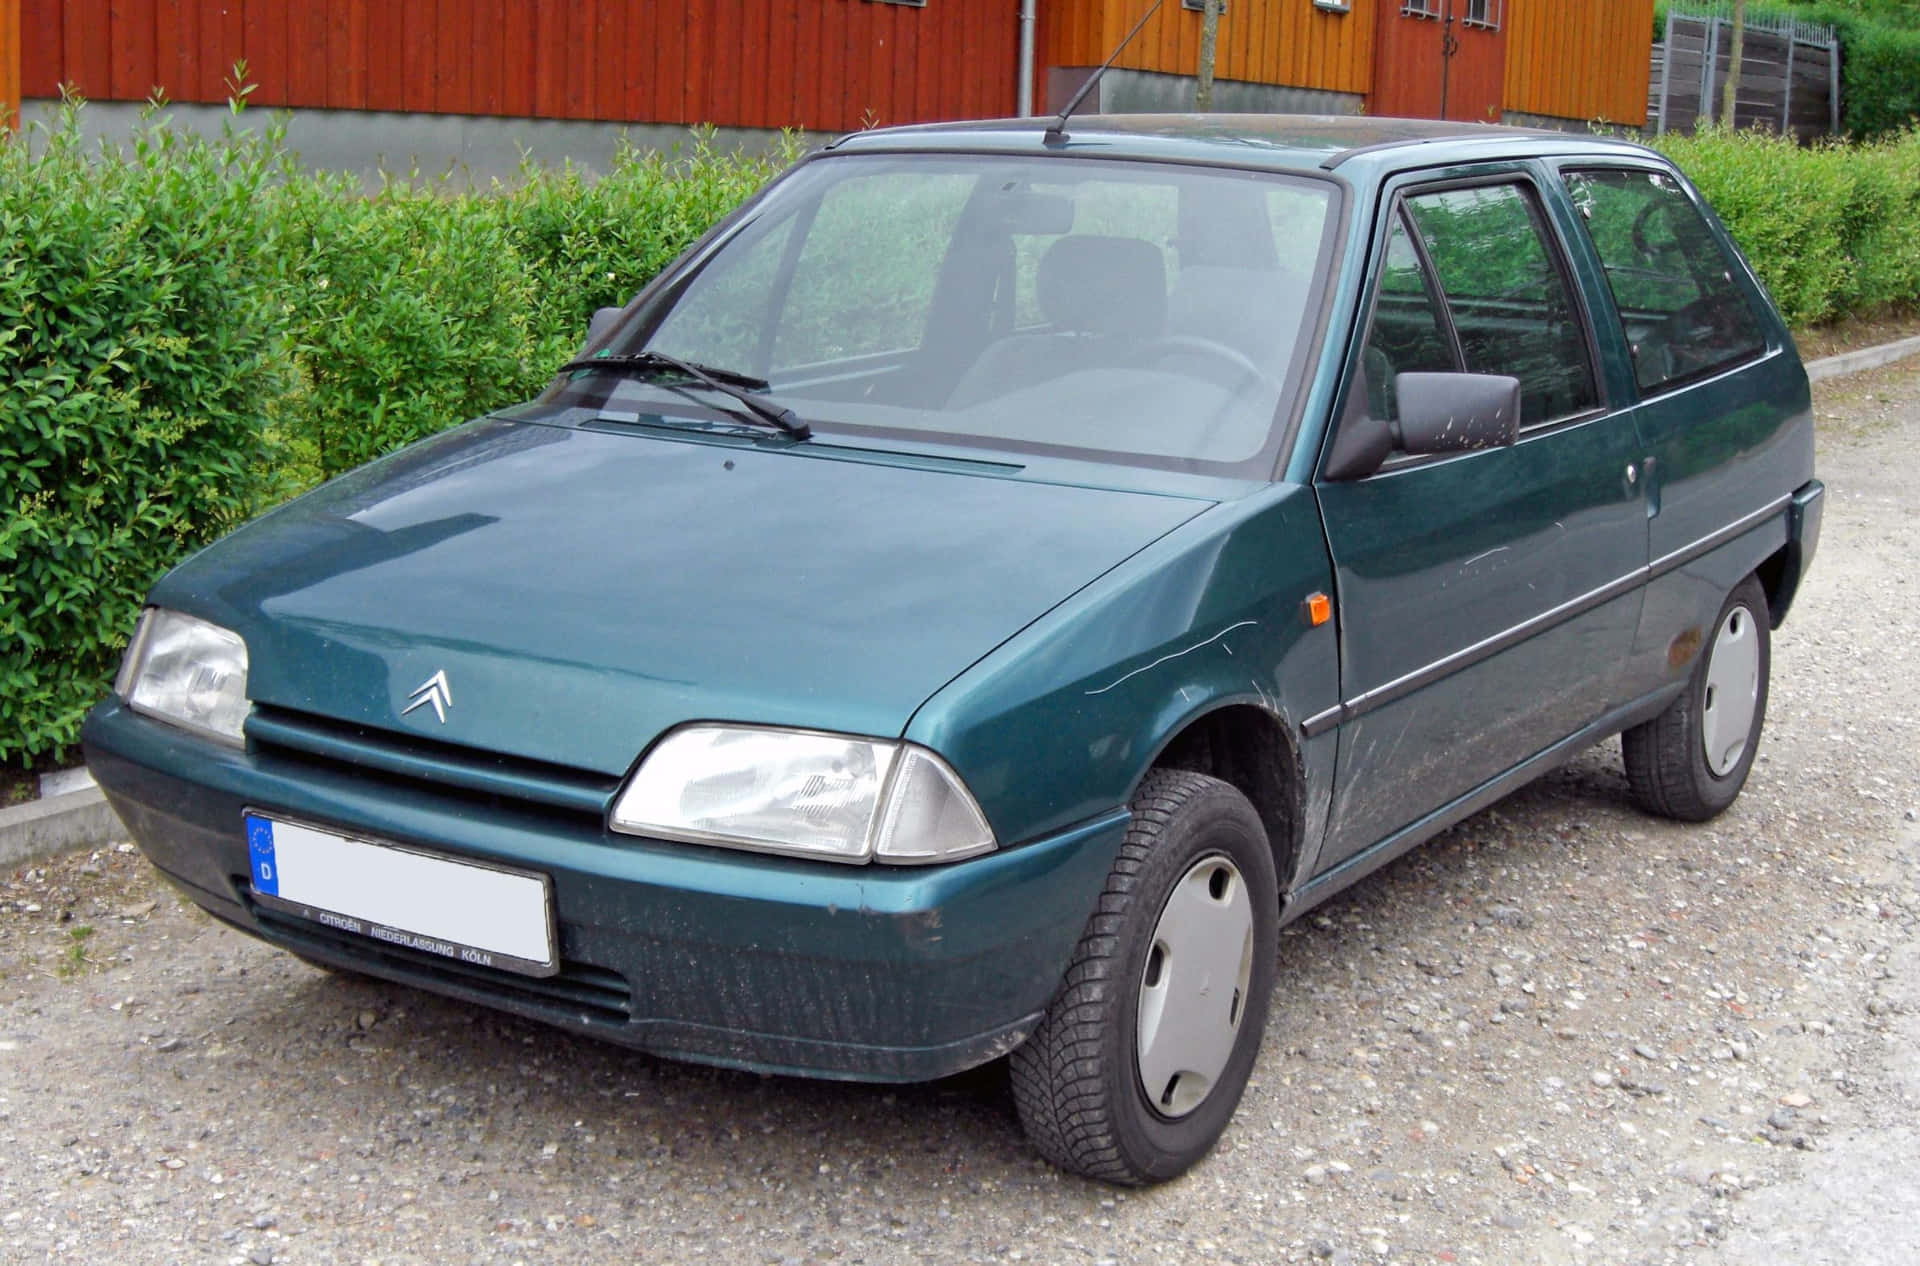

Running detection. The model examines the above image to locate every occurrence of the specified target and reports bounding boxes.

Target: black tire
[1010,768,1278,1185]
[1622,574,1770,822]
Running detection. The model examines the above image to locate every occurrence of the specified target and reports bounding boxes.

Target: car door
[1309,167,1649,877]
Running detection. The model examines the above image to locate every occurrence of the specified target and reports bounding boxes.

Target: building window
[1461,0,1501,29]
[1400,1,1500,26]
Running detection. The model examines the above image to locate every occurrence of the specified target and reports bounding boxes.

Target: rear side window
[1563,168,1768,396]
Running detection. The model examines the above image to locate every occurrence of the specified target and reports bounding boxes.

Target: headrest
[1036,235,1167,338]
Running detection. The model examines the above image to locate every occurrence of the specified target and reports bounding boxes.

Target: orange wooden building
[1042,0,1653,128]
[6,1,1653,136]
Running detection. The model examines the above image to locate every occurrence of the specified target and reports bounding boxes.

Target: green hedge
[1835,20,1920,140]
[276,137,793,484]
[0,101,300,763]
[501,139,781,355]
[1653,125,1920,325]
[1,100,796,764]
[273,176,546,482]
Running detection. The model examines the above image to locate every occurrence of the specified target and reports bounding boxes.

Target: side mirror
[1394,372,1521,455]
[1321,385,1394,482]
[1322,370,1522,481]
[583,306,623,353]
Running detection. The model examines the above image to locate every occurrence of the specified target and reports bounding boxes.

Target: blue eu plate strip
[245,814,279,895]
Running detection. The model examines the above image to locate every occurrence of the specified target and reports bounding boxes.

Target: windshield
[558,152,1340,475]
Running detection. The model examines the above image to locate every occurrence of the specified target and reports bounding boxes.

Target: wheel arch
[1132,699,1306,901]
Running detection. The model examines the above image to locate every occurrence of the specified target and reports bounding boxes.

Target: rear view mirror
[988,190,1075,236]
[1394,372,1521,455]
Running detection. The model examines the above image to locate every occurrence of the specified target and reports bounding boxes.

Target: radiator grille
[246,704,620,820]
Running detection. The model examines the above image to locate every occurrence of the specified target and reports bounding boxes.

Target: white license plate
[244,813,557,977]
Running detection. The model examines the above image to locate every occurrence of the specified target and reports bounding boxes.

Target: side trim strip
[1302,493,1792,739]
[1648,493,1794,579]
[1302,703,1343,736]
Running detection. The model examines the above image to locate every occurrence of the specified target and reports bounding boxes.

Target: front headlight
[115,608,251,745]
[610,725,997,865]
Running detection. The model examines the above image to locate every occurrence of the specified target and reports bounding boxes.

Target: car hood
[154,420,1208,776]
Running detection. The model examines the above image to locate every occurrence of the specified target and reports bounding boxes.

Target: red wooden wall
[1369,2,1508,122]
[2,0,18,128]
[19,0,1016,132]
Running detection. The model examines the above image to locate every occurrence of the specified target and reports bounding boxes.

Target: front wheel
[1010,769,1278,1185]
[1622,574,1771,821]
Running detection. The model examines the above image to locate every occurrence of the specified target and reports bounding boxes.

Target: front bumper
[83,700,1126,1082]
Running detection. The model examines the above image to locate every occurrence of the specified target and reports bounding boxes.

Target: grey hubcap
[1135,854,1255,1119]
[1701,603,1760,776]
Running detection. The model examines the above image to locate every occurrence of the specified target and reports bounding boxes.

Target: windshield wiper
[560,350,811,439]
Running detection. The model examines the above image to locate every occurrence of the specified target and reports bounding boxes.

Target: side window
[1362,214,1456,422]
[1403,182,1600,426]
[1563,168,1768,396]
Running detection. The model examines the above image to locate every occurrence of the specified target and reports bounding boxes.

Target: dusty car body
[85,115,1821,1184]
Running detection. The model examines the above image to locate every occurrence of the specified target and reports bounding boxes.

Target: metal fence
[1649,6,1840,139]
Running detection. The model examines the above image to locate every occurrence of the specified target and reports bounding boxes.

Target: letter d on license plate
[244,813,557,977]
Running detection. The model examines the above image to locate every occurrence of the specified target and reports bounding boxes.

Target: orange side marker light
[1303,592,1332,627]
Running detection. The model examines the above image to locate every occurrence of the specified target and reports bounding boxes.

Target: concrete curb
[0,785,124,870]
[4,335,1918,870]
[1805,334,1920,383]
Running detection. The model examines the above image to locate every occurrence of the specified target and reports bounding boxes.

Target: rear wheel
[1623,574,1770,821]
[1010,769,1278,1185]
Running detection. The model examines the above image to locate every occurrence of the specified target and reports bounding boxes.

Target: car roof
[826,114,1665,180]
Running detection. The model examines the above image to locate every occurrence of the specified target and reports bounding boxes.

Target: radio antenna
[1045,0,1166,144]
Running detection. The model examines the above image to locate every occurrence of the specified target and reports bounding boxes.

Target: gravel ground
[4,364,1918,1266]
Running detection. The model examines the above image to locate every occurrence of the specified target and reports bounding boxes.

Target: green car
[84,115,1822,1185]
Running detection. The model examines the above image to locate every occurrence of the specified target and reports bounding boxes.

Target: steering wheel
[1630,200,1669,264]
[1141,335,1275,394]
